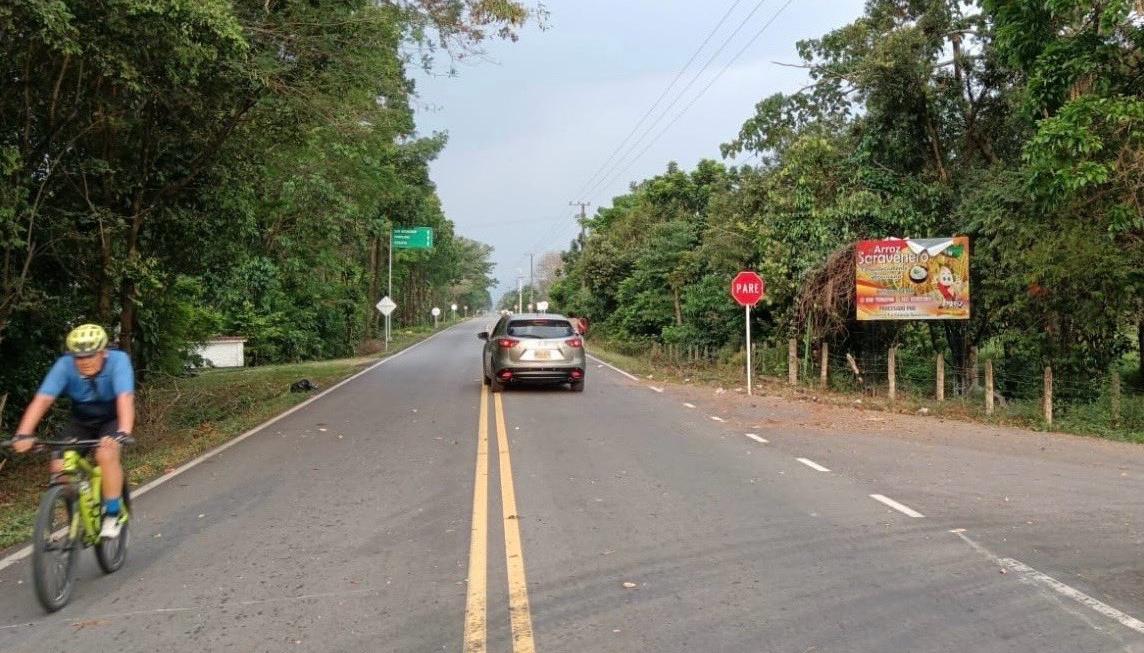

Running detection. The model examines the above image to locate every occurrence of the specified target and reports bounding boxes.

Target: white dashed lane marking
[709,416,725,422]
[869,494,924,518]
[683,403,696,409]
[796,458,830,472]
[745,433,768,444]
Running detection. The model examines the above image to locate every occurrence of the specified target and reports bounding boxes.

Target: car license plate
[523,349,557,361]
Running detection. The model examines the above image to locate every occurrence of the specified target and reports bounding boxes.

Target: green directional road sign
[393,227,434,249]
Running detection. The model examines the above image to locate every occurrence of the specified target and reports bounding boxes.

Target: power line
[588,0,796,200]
[517,0,797,270]
[581,0,776,199]
[571,0,747,199]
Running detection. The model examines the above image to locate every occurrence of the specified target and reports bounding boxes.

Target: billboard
[855,237,969,321]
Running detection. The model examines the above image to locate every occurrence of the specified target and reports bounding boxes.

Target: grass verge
[0,325,443,552]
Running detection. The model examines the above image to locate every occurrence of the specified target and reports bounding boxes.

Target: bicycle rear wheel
[95,481,130,574]
[31,485,79,613]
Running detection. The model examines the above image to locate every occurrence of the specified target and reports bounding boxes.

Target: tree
[0,0,513,417]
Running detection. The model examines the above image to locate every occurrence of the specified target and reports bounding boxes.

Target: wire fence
[611,338,1143,439]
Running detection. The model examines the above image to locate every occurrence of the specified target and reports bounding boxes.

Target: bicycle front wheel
[31,485,79,613]
[95,481,130,574]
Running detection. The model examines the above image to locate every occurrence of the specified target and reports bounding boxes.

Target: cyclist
[11,324,134,539]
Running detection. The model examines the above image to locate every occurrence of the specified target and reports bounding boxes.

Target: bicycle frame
[56,450,128,547]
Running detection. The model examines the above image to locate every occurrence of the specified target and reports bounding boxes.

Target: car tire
[490,376,505,393]
[570,379,585,393]
[482,371,490,386]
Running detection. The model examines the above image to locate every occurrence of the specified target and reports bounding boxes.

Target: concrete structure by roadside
[194,336,247,368]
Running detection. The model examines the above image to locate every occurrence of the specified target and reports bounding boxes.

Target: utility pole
[517,269,523,314]
[529,253,534,310]
[569,201,591,246]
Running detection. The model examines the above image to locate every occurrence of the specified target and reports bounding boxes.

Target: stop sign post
[731,271,766,395]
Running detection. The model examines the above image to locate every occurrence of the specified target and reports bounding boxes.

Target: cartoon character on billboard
[928,257,967,312]
[936,265,964,303]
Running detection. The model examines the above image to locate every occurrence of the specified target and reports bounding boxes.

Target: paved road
[1,321,1143,652]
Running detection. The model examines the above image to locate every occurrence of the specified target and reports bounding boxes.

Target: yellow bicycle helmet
[66,324,109,356]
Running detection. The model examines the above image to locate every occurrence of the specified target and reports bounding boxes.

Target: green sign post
[393,227,434,249]
[385,226,435,351]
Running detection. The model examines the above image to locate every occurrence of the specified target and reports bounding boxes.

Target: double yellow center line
[464,386,536,652]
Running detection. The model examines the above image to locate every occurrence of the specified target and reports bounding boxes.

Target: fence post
[936,353,945,402]
[1043,365,1053,428]
[1111,366,1121,428]
[788,338,798,385]
[985,360,994,415]
[820,342,829,388]
[968,346,979,390]
[888,345,897,402]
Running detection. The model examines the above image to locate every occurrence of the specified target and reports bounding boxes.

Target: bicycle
[1,436,134,612]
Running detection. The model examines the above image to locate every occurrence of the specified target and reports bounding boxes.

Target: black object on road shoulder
[290,379,319,393]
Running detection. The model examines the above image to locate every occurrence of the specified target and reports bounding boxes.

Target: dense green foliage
[0,1,529,418]
[552,0,1143,400]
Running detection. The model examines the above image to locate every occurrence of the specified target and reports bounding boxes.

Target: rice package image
[855,237,969,321]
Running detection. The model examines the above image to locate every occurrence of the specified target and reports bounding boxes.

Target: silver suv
[478,314,586,392]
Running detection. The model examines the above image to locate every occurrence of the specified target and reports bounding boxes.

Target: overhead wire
[511,0,798,280]
[571,0,747,199]
[587,0,796,200]
[580,0,779,199]
[514,0,754,275]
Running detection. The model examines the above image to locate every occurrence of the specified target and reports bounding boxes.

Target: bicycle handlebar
[1,436,136,449]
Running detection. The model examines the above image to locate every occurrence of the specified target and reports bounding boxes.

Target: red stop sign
[731,271,766,306]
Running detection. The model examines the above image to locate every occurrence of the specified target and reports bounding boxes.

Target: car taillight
[498,370,514,380]
[570,369,584,379]
[497,337,519,348]
[566,337,583,348]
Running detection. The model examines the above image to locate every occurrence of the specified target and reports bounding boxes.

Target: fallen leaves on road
[622,581,637,589]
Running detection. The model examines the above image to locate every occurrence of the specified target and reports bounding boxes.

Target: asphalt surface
[1,321,1143,652]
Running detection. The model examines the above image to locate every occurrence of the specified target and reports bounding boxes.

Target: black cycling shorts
[51,418,120,460]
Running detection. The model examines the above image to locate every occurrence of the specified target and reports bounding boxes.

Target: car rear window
[507,319,574,339]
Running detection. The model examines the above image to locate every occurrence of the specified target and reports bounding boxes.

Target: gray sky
[414,0,866,302]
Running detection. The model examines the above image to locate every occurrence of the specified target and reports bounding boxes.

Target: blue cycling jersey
[37,350,135,420]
